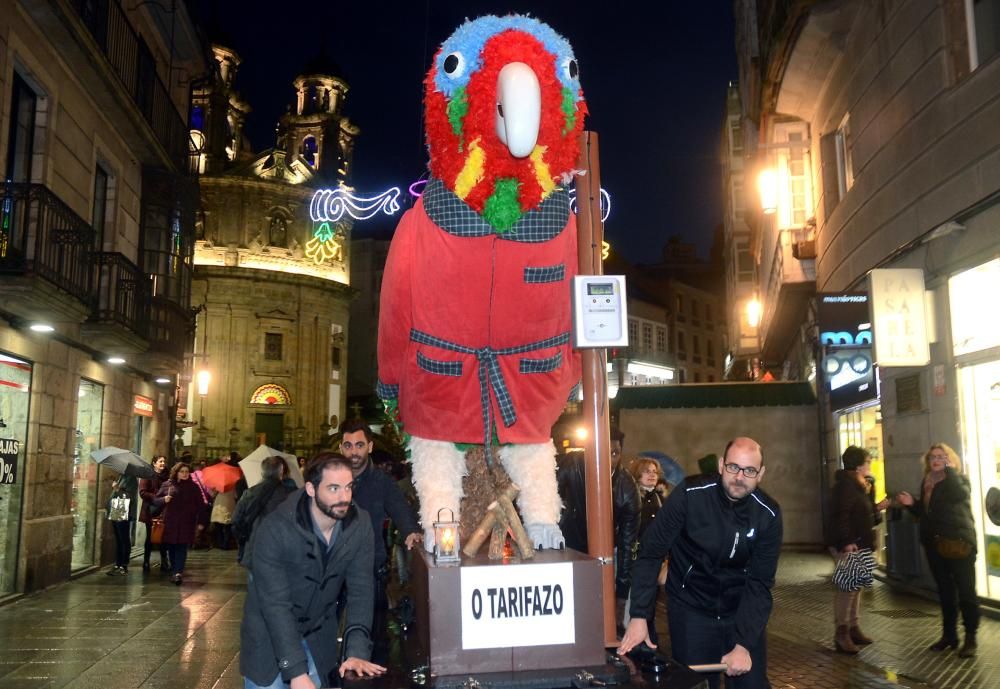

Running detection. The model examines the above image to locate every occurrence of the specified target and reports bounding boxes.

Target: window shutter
[820,132,840,220]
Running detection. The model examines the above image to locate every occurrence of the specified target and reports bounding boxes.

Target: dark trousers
[925,546,980,639]
[667,600,770,689]
[166,543,189,575]
[112,520,132,569]
[143,523,169,566]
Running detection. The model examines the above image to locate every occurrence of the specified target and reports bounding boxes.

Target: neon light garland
[310,187,401,222]
[568,188,612,222]
[305,221,345,265]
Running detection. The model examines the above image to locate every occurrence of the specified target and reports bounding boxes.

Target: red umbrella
[199,462,242,493]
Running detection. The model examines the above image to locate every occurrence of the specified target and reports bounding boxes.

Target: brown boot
[849,626,873,645]
[835,625,859,654]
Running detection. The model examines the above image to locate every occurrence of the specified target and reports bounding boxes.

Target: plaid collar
[422,178,570,243]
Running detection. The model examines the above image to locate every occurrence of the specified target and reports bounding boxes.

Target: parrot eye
[443,52,466,78]
[564,58,579,81]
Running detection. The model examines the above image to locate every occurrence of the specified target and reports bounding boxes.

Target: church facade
[185,46,357,459]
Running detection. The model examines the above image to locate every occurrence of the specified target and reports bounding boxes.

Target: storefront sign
[869,269,930,366]
[933,365,946,396]
[133,395,154,417]
[949,258,1000,356]
[818,293,877,410]
[0,438,19,484]
[460,562,575,649]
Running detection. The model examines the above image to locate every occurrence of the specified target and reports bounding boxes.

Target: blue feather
[432,15,581,100]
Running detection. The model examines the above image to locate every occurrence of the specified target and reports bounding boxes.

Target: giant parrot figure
[377,15,587,551]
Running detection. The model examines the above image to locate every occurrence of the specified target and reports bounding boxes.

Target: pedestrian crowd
[99,426,980,689]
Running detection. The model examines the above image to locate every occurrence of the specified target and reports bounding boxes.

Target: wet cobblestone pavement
[0,549,994,688]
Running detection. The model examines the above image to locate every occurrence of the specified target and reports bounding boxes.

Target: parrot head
[424,15,587,231]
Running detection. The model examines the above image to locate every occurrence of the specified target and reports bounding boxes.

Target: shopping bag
[150,518,165,545]
[108,496,131,522]
[832,548,876,592]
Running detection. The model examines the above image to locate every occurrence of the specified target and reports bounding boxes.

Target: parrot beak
[495,62,541,158]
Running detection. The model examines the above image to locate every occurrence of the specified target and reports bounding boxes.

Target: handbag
[108,496,131,522]
[150,518,165,545]
[832,548,876,592]
[934,535,972,560]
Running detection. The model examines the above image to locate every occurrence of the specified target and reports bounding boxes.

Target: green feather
[483,178,522,233]
[447,88,468,150]
[561,88,576,135]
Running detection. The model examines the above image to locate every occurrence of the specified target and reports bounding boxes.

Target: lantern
[433,508,461,565]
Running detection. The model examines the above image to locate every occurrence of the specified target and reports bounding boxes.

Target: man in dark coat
[232,455,297,564]
[620,437,782,689]
[240,454,385,688]
[339,419,421,662]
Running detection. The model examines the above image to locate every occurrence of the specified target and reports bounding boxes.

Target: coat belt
[409,328,570,450]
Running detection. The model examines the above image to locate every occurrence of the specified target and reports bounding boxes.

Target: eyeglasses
[723,463,760,478]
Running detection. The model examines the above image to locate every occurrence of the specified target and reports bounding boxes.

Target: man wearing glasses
[619,437,782,689]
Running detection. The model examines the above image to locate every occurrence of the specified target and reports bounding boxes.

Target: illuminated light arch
[250,383,291,406]
[310,187,401,222]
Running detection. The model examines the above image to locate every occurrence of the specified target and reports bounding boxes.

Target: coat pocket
[417,351,463,376]
[523,264,565,284]
[519,351,562,374]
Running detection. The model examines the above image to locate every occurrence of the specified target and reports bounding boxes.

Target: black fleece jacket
[629,475,782,651]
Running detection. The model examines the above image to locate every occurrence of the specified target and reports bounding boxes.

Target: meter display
[572,275,629,348]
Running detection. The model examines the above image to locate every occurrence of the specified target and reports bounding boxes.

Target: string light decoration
[568,187,612,222]
[305,221,345,265]
[310,187,401,223]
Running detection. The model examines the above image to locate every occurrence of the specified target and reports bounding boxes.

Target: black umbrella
[90,446,157,479]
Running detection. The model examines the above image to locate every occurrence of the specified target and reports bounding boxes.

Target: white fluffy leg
[498,442,565,549]
[408,436,467,552]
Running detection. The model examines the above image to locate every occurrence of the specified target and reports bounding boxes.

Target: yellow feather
[454,138,485,200]
[530,146,556,197]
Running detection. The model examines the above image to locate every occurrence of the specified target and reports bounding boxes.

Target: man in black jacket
[240,454,385,689]
[232,456,296,564]
[340,419,421,661]
[557,428,641,629]
[620,437,782,689]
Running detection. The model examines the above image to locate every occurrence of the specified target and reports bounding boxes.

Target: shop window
[264,333,283,361]
[72,380,103,570]
[0,352,30,594]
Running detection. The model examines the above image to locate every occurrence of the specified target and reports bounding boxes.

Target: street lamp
[758,169,779,215]
[746,298,762,328]
[196,370,211,397]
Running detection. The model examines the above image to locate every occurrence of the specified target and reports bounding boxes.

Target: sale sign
[0,438,19,484]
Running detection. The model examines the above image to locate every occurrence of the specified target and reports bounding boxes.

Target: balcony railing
[0,183,96,299]
[72,0,189,170]
[92,251,149,334]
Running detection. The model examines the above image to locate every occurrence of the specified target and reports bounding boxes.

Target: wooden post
[575,130,616,647]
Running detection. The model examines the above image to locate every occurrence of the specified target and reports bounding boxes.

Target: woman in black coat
[628,458,666,646]
[138,455,169,572]
[897,443,980,657]
[828,446,888,653]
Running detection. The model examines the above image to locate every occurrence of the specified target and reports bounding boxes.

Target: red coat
[156,478,204,545]
[378,187,581,444]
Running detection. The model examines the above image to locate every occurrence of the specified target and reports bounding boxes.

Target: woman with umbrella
[106,471,138,575]
[156,462,204,584]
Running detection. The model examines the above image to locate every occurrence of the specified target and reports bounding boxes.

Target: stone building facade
[735,0,1000,602]
[0,1,205,593]
[188,46,356,459]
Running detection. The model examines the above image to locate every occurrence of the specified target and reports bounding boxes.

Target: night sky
[190,2,736,263]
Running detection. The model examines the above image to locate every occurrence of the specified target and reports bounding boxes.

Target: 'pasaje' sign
[460,562,575,649]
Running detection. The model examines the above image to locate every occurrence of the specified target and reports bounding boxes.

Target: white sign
[460,562,575,650]
[869,269,930,366]
[949,258,1000,356]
